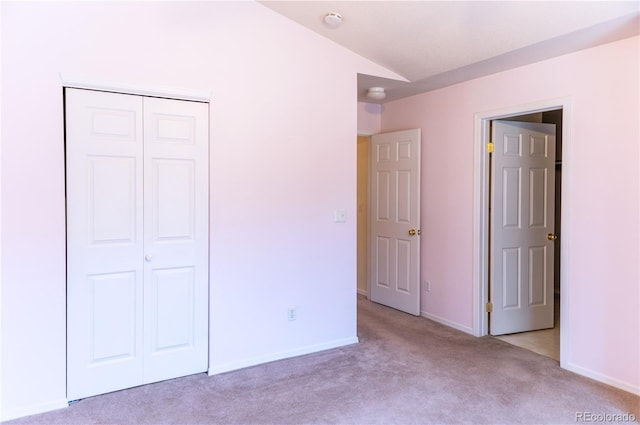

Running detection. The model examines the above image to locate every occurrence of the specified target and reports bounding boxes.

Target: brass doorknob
[547,233,558,241]
[409,229,420,236]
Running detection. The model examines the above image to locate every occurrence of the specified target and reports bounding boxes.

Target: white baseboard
[565,362,640,396]
[1,398,68,422]
[423,310,639,396]
[357,288,368,296]
[421,311,474,335]
[208,336,359,375]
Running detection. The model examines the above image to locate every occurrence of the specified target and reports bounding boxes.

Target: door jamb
[472,97,572,369]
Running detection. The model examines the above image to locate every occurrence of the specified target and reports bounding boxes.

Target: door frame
[472,97,572,368]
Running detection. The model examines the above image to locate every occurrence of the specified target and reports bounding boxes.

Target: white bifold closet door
[66,88,209,401]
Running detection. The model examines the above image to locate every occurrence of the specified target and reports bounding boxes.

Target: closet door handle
[145,254,153,262]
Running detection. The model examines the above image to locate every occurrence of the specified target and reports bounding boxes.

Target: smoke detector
[323,12,343,29]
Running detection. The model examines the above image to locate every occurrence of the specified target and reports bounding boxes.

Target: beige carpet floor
[4,296,639,424]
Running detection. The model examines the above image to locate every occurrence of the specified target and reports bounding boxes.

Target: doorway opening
[473,98,571,368]
[356,129,422,316]
[357,135,370,298]
[490,110,562,361]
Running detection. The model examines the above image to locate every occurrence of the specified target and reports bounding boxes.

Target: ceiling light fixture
[323,12,343,29]
[367,87,386,100]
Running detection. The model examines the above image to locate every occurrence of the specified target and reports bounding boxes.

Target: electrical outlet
[287,307,297,321]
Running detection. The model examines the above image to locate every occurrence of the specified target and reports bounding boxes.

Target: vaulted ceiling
[259,1,640,103]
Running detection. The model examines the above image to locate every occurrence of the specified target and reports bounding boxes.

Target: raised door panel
[529,246,547,306]
[529,168,548,228]
[396,239,411,293]
[376,170,391,221]
[88,272,139,364]
[88,157,138,245]
[150,268,195,352]
[501,247,521,309]
[375,237,390,288]
[152,159,196,242]
[502,167,522,229]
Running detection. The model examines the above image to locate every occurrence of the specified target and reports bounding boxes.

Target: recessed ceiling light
[323,12,343,29]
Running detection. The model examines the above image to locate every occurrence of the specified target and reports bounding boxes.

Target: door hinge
[485,302,493,313]
[486,142,495,153]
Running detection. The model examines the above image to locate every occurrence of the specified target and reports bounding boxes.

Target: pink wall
[0,1,402,420]
[381,36,639,394]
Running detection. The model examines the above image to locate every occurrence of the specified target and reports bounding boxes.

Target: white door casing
[66,88,209,400]
[490,120,556,335]
[369,129,421,316]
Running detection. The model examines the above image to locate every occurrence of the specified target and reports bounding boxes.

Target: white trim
[208,337,359,375]
[357,288,368,296]
[564,362,640,396]
[472,98,573,366]
[557,103,573,372]
[0,398,69,422]
[59,74,211,102]
[421,311,474,335]
[472,116,491,337]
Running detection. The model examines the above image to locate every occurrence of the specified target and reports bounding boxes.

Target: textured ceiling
[259,1,640,103]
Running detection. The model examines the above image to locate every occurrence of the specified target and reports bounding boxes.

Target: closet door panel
[142,97,209,383]
[66,88,144,400]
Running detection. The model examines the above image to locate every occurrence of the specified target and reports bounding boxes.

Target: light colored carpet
[5,296,639,424]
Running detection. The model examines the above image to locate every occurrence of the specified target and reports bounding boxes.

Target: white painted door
[490,120,556,335]
[369,129,421,316]
[66,88,209,400]
[66,89,144,400]
[142,97,209,383]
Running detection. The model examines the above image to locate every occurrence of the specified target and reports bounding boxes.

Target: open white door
[66,89,209,400]
[490,120,556,335]
[369,129,421,316]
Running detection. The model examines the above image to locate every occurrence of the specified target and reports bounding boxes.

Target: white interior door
[369,129,421,316]
[490,120,556,335]
[66,89,145,400]
[142,97,209,383]
[66,88,209,400]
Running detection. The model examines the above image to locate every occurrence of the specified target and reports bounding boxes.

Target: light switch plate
[334,209,347,223]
